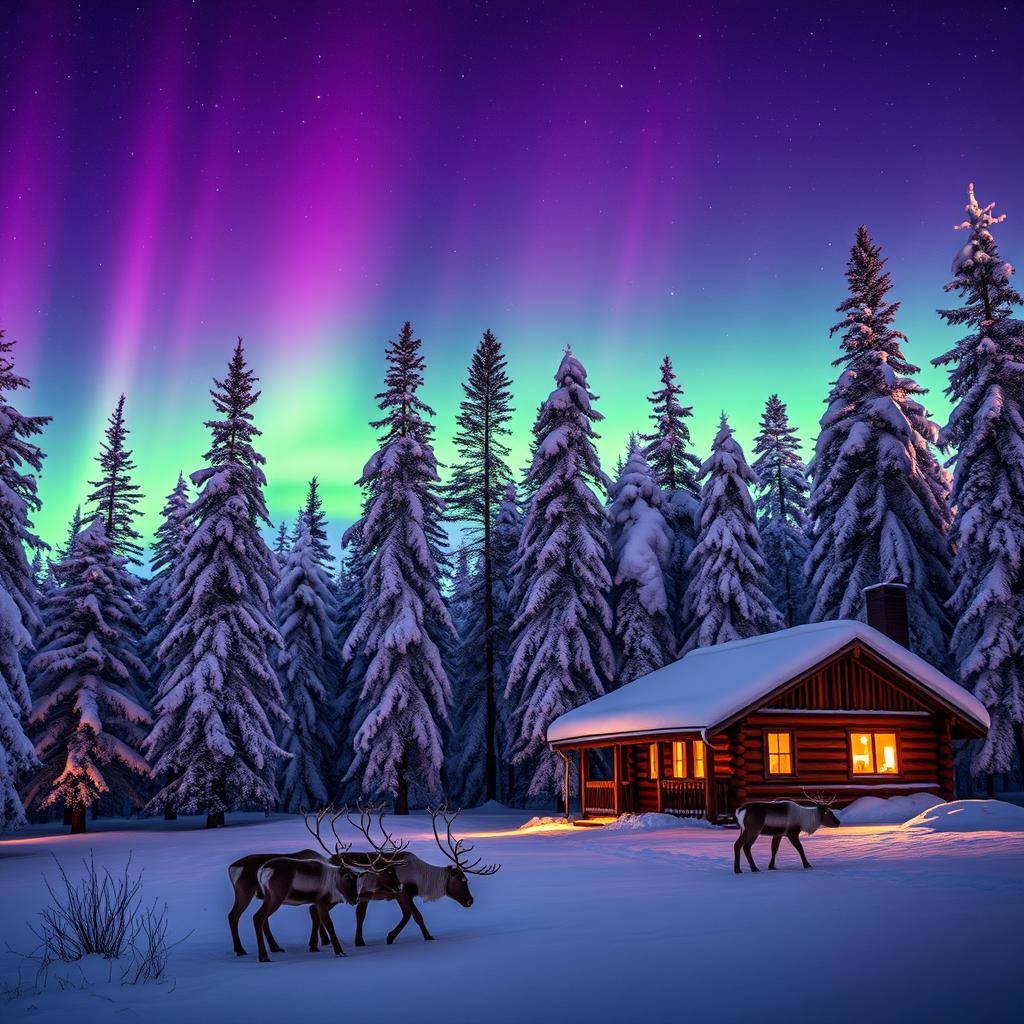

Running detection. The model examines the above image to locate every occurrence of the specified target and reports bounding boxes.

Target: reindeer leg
[354,900,368,947]
[228,881,255,955]
[743,837,759,873]
[263,917,285,953]
[386,890,414,945]
[733,833,746,874]
[409,898,435,941]
[318,901,345,957]
[768,834,782,870]
[308,906,321,951]
[789,830,812,869]
[253,899,279,963]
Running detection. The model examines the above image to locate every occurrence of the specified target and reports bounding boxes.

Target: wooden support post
[579,747,588,818]
[704,738,718,823]
[613,746,621,816]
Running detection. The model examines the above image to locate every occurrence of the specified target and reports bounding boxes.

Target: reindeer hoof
[259,954,271,963]
[235,950,247,957]
[424,935,436,942]
[750,866,760,873]
[355,939,366,947]
[309,947,319,953]
[768,865,776,871]
[270,946,285,953]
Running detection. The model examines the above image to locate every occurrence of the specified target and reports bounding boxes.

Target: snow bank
[902,799,1024,833]
[603,812,715,831]
[519,815,575,829]
[838,792,943,825]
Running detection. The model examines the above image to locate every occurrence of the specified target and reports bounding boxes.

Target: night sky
[2,2,1023,552]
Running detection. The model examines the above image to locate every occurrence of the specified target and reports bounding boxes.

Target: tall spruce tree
[274,521,339,812]
[806,226,952,667]
[141,474,193,694]
[443,545,487,804]
[24,520,150,834]
[0,331,50,636]
[933,185,1024,777]
[333,528,369,800]
[492,481,522,802]
[273,520,291,564]
[607,440,676,684]
[145,339,288,828]
[86,394,144,564]
[441,329,514,802]
[681,415,783,651]
[1,582,36,830]
[752,395,812,627]
[506,349,613,799]
[298,476,333,569]
[342,322,454,813]
[640,355,701,644]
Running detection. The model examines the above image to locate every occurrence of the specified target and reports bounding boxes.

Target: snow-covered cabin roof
[547,620,990,745]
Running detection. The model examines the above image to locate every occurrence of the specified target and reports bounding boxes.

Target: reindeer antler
[342,802,408,870]
[430,804,501,876]
[302,806,351,857]
[801,789,836,808]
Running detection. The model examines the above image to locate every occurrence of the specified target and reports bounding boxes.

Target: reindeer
[227,808,400,960]
[733,792,841,874]
[342,805,500,946]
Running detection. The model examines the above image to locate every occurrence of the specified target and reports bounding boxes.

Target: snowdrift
[837,793,943,825]
[603,812,715,831]
[901,799,1024,833]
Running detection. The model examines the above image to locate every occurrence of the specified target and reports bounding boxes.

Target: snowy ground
[1,805,1022,1023]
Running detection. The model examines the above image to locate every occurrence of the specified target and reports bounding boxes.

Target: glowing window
[649,743,660,780]
[850,731,899,775]
[692,741,706,779]
[672,741,686,778]
[766,731,793,775]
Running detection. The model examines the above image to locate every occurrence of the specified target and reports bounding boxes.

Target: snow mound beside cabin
[901,799,1024,833]
[837,793,943,825]
[604,813,716,831]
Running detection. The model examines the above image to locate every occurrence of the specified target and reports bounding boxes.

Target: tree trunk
[163,806,177,821]
[63,805,72,826]
[206,810,225,828]
[69,806,87,834]
[394,761,409,815]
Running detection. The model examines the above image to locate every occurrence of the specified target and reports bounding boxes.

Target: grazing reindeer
[733,793,841,874]
[227,809,399,960]
[343,805,500,946]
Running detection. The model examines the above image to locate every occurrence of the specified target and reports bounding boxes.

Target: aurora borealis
[2,2,1023,554]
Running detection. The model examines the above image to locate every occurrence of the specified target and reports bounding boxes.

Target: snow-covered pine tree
[607,440,676,684]
[1,582,36,830]
[444,545,487,805]
[492,481,522,802]
[506,349,614,799]
[806,226,952,666]
[441,329,514,802]
[933,185,1024,777]
[55,505,83,563]
[332,528,369,800]
[273,520,291,565]
[681,415,783,651]
[752,394,811,627]
[86,394,144,564]
[642,356,701,495]
[145,339,288,828]
[342,322,454,813]
[274,521,339,812]
[141,474,193,695]
[0,330,50,637]
[298,476,333,569]
[640,355,702,643]
[23,519,150,834]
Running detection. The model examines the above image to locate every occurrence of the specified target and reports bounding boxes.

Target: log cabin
[547,585,989,823]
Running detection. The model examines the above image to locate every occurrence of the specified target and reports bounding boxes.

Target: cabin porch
[568,738,733,823]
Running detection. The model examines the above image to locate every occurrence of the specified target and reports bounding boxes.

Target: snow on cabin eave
[546,619,990,747]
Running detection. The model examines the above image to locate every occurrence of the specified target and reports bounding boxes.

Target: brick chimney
[863,582,910,649]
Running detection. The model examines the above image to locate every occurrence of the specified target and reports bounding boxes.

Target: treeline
[1,184,1023,832]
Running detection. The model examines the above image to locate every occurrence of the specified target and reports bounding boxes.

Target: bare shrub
[11,852,185,994]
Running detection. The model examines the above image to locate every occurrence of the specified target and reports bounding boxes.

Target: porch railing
[660,779,733,820]
[583,780,616,815]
